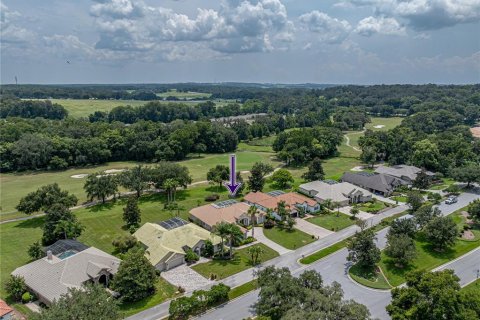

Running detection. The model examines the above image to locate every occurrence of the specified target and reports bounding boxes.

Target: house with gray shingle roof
[299,180,372,207]
[12,241,120,305]
[374,165,434,184]
[341,172,406,197]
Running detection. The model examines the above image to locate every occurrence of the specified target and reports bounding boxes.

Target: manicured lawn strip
[348,264,391,290]
[391,196,407,203]
[120,278,178,317]
[262,227,315,250]
[156,90,211,99]
[307,212,355,231]
[357,201,388,213]
[228,280,258,300]
[429,178,456,190]
[300,239,348,264]
[237,142,273,153]
[380,209,480,287]
[462,279,480,294]
[191,244,278,279]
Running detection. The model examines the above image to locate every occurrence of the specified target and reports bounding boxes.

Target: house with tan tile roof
[189,201,264,235]
[0,299,13,320]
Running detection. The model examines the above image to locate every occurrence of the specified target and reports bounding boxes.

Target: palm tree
[226,224,244,259]
[333,201,341,217]
[213,222,230,257]
[163,179,178,204]
[247,206,258,238]
[247,245,264,265]
[323,199,332,211]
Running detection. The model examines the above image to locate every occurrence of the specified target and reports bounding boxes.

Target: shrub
[264,219,275,229]
[112,234,137,253]
[204,194,220,202]
[444,185,460,195]
[22,292,32,303]
[185,249,199,263]
[5,275,27,301]
[201,240,214,257]
[178,286,186,294]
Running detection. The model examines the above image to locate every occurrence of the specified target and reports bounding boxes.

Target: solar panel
[212,199,238,209]
[158,217,189,230]
[267,190,285,197]
[322,180,338,185]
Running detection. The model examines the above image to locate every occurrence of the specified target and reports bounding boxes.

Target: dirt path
[344,131,364,152]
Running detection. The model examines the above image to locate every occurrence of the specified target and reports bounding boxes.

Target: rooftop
[190,202,260,229]
[0,299,13,317]
[245,191,317,210]
[300,180,372,203]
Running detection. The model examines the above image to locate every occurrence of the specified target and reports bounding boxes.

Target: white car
[445,197,457,205]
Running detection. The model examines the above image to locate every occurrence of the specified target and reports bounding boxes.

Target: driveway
[250,227,291,255]
[161,264,214,292]
[294,218,334,239]
[339,206,374,220]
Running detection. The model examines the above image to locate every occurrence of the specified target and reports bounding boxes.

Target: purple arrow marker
[223,154,242,196]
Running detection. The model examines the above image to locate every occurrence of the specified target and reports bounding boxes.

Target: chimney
[47,250,53,261]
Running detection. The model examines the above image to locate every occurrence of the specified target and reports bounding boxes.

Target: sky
[1,0,479,84]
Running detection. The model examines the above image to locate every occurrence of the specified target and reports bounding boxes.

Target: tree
[31,284,120,320]
[276,201,291,223]
[302,157,325,181]
[347,228,380,269]
[333,201,341,217]
[350,207,360,220]
[42,204,83,245]
[112,234,137,254]
[226,223,244,258]
[387,270,479,320]
[412,170,431,189]
[150,162,192,189]
[4,275,27,302]
[255,266,370,320]
[360,146,377,168]
[407,191,424,212]
[16,183,78,214]
[248,205,258,238]
[119,165,150,198]
[424,216,458,251]
[385,234,417,268]
[451,163,480,187]
[389,218,417,238]
[194,143,206,157]
[123,196,141,229]
[271,169,294,189]
[467,199,480,224]
[84,173,118,203]
[207,165,229,189]
[247,245,264,265]
[414,204,440,229]
[28,241,44,260]
[412,139,441,171]
[247,162,273,192]
[110,247,157,302]
[213,222,230,257]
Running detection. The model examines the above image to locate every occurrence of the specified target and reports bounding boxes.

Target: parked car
[445,196,458,205]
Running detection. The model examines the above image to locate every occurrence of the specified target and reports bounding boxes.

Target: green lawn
[307,212,355,231]
[365,117,404,131]
[0,151,279,219]
[191,244,278,279]
[429,178,456,190]
[462,279,480,294]
[391,196,408,203]
[156,89,211,100]
[349,264,391,290]
[357,201,389,213]
[379,209,480,286]
[300,239,348,264]
[228,280,258,300]
[262,227,315,250]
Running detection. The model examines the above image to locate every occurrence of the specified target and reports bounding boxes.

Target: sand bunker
[71,174,88,179]
[462,230,475,240]
[470,127,480,138]
[373,125,385,129]
[104,169,126,174]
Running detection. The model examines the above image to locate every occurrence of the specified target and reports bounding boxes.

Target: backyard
[307,212,355,231]
[262,226,316,250]
[191,243,278,279]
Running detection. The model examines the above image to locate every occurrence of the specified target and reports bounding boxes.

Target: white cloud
[0,2,34,43]
[355,16,406,36]
[298,11,352,44]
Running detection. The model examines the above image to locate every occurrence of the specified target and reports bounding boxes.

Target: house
[341,172,405,197]
[244,190,320,219]
[299,180,372,207]
[189,200,265,236]
[134,218,222,271]
[0,300,13,320]
[375,165,434,185]
[12,240,120,306]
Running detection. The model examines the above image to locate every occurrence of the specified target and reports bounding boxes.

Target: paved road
[195,191,480,320]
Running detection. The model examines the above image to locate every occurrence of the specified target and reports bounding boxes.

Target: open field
[365,117,404,131]
[0,151,279,218]
[191,243,278,279]
[156,89,211,99]
[262,227,315,250]
[307,212,355,231]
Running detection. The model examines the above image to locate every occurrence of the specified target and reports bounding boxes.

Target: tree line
[0,97,68,119]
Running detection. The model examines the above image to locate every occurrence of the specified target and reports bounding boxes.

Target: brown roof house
[244,190,320,219]
[0,299,14,320]
[12,240,120,305]
[189,200,265,236]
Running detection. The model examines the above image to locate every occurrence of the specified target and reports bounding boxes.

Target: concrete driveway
[294,218,334,239]
[161,264,214,292]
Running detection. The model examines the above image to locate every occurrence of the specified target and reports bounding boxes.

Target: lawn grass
[365,117,404,131]
[391,196,408,203]
[191,244,278,279]
[120,278,178,317]
[357,201,388,213]
[300,239,349,264]
[429,178,456,190]
[156,89,211,100]
[228,280,258,300]
[348,264,391,290]
[0,151,279,218]
[307,212,355,231]
[262,227,315,250]
[379,208,480,286]
[462,279,480,294]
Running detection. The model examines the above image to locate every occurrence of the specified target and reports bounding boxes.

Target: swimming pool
[57,250,78,260]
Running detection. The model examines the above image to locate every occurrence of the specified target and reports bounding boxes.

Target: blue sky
[1,0,479,84]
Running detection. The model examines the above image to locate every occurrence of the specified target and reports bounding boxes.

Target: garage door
[166,254,184,270]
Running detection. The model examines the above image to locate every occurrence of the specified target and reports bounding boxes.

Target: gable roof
[189,202,261,228]
[341,172,404,194]
[299,180,372,203]
[375,165,433,181]
[12,247,120,304]
[0,299,13,317]
[134,222,221,266]
[245,191,317,210]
